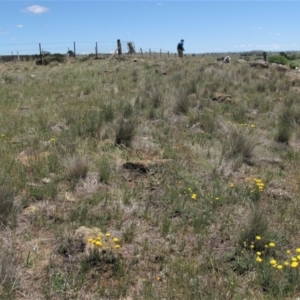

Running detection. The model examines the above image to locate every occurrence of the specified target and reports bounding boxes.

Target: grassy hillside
[1,54,300,299]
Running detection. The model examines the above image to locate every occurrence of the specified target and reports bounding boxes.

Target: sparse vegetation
[1,52,300,299]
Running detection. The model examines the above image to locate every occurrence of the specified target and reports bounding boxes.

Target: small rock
[23,205,40,215]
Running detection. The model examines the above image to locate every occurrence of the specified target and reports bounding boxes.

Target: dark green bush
[290,62,299,69]
[268,55,288,65]
[35,55,65,65]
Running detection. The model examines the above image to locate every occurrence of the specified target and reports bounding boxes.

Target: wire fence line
[0,40,176,62]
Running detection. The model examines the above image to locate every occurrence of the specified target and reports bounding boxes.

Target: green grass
[1,53,300,299]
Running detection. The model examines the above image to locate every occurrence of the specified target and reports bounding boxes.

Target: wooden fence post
[73,42,76,58]
[160,49,161,58]
[140,48,143,55]
[168,51,169,58]
[96,42,98,58]
[117,39,122,55]
[149,49,151,57]
[39,43,42,63]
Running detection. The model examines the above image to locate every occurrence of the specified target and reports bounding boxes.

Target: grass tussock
[0,173,15,227]
[63,155,89,180]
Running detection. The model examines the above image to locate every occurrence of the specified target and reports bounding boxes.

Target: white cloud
[270,44,280,50]
[156,3,163,6]
[16,24,23,28]
[276,33,281,36]
[1,31,9,35]
[25,5,49,14]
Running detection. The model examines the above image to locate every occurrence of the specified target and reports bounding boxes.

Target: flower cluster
[253,178,265,192]
[237,123,256,128]
[254,238,300,270]
[187,188,197,200]
[87,232,121,250]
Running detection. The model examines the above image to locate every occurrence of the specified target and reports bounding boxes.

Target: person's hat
[181,39,184,42]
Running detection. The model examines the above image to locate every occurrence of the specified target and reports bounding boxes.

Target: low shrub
[268,55,288,65]
[290,62,299,69]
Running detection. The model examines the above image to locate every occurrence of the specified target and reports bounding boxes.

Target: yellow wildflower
[284,261,290,266]
[156,276,161,281]
[230,183,234,187]
[113,238,119,243]
[270,259,277,265]
[269,242,275,247]
[255,236,261,240]
[96,241,102,247]
[88,238,93,243]
[292,257,297,262]
[297,248,300,253]
[256,251,262,256]
[251,124,256,128]
[277,265,283,270]
[256,257,263,263]
[191,193,197,200]
[291,261,299,268]
[250,245,254,249]
[286,250,291,254]
[105,233,111,237]
[115,245,120,249]
[215,197,219,200]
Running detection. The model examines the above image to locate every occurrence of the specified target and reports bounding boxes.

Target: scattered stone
[212,92,233,103]
[64,191,75,202]
[236,59,248,64]
[123,159,173,173]
[50,122,68,133]
[23,205,40,215]
[270,63,289,72]
[249,60,269,68]
[42,177,51,184]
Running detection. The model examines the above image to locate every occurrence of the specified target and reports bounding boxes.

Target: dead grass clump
[222,125,259,165]
[173,89,190,114]
[64,155,89,180]
[115,119,136,147]
[237,206,268,251]
[0,174,15,226]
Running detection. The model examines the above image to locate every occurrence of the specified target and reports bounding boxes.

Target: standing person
[177,39,185,58]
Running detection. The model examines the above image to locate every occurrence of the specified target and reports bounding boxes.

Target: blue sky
[0,1,299,55]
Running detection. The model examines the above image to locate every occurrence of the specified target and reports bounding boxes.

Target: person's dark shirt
[177,42,184,51]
